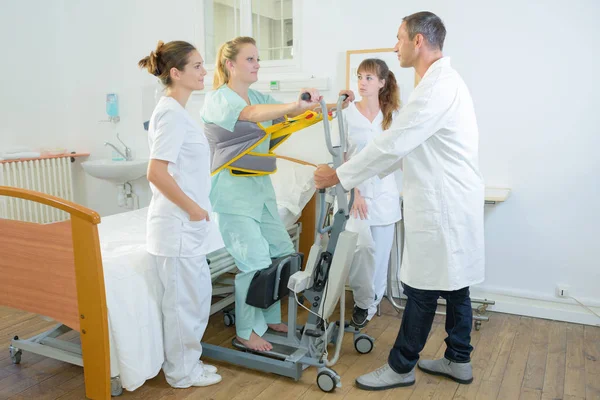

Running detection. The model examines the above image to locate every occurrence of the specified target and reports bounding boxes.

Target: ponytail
[379,69,400,130]
[213,43,228,88]
[213,36,256,88]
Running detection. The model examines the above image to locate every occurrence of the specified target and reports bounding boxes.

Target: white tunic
[336,57,485,291]
[146,96,223,258]
[341,102,402,226]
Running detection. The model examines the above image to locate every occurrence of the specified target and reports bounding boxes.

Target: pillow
[271,158,316,217]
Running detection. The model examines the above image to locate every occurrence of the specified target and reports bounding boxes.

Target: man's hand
[314,164,340,189]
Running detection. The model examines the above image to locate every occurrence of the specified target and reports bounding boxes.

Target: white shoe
[355,363,415,391]
[191,372,222,387]
[199,360,218,374]
[418,358,473,384]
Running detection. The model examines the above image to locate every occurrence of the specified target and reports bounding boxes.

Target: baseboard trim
[470,288,600,326]
[389,280,600,326]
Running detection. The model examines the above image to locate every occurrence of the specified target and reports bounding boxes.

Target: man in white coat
[315,11,485,390]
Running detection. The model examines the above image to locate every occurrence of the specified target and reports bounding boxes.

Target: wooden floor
[1,297,599,400]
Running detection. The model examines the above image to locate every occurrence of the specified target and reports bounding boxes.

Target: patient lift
[202,94,373,393]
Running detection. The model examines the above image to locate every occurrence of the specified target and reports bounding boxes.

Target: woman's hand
[148,159,210,222]
[189,205,210,221]
[351,189,368,220]
[339,90,355,108]
[296,88,322,111]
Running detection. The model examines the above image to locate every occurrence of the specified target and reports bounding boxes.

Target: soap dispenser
[106,93,120,123]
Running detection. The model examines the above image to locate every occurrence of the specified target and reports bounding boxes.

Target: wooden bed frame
[0,156,317,399]
[0,186,110,399]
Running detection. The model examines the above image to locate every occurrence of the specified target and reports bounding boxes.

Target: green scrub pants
[217,205,295,340]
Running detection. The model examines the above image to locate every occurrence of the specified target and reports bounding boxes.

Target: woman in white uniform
[342,58,402,328]
[138,40,222,388]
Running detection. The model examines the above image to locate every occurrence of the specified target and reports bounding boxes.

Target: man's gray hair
[402,11,446,51]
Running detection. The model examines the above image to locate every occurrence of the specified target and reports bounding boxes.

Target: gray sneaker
[355,363,415,391]
[418,358,473,384]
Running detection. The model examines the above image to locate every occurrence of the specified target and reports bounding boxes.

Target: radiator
[0,156,74,223]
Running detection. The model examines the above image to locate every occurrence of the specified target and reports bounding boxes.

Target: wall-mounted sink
[82,159,148,184]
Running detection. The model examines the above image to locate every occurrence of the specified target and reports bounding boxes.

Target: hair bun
[149,42,165,76]
[139,40,197,87]
[148,51,160,76]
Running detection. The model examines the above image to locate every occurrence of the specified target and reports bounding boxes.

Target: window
[251,0,294,62]
[203,0,295,66]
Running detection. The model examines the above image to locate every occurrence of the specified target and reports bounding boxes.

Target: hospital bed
[0,156,318,398]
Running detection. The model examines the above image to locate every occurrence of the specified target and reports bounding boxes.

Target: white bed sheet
[98,207,163,391]
[98,204,301,391]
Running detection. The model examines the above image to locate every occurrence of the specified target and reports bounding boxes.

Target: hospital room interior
[1,0,599,399]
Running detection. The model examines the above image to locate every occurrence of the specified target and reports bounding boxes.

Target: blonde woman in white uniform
[342,58,402,328]
[139,40,222,388]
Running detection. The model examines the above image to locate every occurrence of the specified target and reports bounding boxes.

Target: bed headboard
[0,186,110,399]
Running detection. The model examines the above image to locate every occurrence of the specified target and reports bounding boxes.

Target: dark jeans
[388,283,474,374]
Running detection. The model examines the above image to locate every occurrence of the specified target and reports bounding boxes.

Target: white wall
[285,0,600,324]
[0,1,67,150]
[240,0,600,324]
[1,0,202,216]
[1,0,598,324]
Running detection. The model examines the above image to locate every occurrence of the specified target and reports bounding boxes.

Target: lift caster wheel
[317,369,339,392]
[224,312,235,327]
[354,335,374,354]
[9,345,22,364]
[111,376,123,397]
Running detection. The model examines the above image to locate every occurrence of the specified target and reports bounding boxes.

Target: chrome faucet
[104,133,133,161]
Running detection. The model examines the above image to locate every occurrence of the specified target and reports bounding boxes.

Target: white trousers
[346,218,395,319]
[153,254,212,388]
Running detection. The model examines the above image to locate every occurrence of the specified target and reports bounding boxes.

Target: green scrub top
[201,85,281,221]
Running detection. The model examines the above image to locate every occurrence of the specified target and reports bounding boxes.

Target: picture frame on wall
[345,48,420,107]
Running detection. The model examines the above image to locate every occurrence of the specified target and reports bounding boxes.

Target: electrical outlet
[556,284,570,298]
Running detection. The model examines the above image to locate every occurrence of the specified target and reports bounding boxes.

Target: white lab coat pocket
[403,188,441,232]
[147,215,182,257]
[188,219,208,229]
[180,219,209,258]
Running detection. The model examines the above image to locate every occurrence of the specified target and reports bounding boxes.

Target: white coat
[336,57,485,291]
